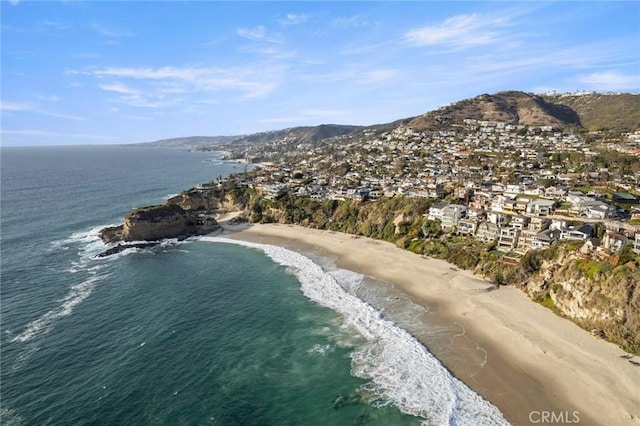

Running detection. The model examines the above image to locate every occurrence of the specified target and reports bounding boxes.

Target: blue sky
[2,1,639,146]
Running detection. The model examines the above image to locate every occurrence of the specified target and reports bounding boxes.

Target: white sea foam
[199,237,510,426]
[51,224,113,262]
[11,274,108,343]
[307,343,335,356]
[0,404,24,426]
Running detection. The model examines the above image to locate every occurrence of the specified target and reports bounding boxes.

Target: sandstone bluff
[98,200,220,257]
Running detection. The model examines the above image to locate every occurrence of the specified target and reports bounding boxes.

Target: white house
[427,201,450,221]
[527,199,556,216]
[497,227,520,251]
[440,204,468,230]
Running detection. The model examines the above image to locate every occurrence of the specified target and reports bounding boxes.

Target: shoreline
[220,221,640,426]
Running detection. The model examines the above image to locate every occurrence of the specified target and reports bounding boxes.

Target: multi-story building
[497,227,520,252]
[531,229,562,250]
[476,222,500,243]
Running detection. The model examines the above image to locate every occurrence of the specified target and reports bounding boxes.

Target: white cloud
[89,65,281,107]
[331,15,371,29]
[1,101,35,111]
[237,25,267,41]
[575,71,640,91]
[99,82,141,95]
[404,13,506,49]
[91,23,134,38]
[280,13,309,26]
[364,69,396,83]
[37,95,60,102]
[1,101,86,121]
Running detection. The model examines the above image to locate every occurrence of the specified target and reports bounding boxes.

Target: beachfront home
[427,201,450,222]
[262,184,288,200]
[497,227,520,251]
[475,222,499,243]
[560,224,593,241]
[602,231,629,252]
[457,219,478,236]
[531,229,562,249]
[516,229,537,254]
[510,216,530,230]
[440,204,467,231]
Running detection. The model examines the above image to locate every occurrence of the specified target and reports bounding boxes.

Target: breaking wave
[11,274,109,344]
[199,237,509,425]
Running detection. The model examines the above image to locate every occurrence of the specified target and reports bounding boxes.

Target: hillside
[137,91,640,150]
[135,135,241,148]
[407,91,582,131]
[230,124,362,147]
[542,92,640,132]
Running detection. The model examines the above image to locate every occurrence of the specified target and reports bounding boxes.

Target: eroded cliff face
[99,203,218,246]
[526,252,640,354]
[123,204,192,241]
[97,183,253,249]
[166,190,218,211]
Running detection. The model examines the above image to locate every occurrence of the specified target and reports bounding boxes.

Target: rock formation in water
[98,203,219,247]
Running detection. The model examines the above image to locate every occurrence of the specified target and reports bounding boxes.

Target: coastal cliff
[100,182,640,354]
[99,180,253,249]
[525,248,640,354]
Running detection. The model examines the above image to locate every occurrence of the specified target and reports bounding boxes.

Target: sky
[1,1,639,146]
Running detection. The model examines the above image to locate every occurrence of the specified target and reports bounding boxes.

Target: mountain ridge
[138,91,639,148]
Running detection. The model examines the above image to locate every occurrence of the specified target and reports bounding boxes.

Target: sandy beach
[221,222,640,425]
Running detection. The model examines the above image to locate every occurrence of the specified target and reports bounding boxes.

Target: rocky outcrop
[127,203,219,241]
[99,225,124,243]
[96,242,160,258]
[99,203,219,248]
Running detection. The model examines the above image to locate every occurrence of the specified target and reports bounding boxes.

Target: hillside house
[531,229,562,249]
[476,222,499,243]
[516,229,537,254]
[560,224,593,240]
[586,204,617,219]
[262,184,288,200]
[427,202,450,222]
[457,219,478,236]
[528,217,551,232]
[527,199,556,216]
[440,204,468,231]
[510,216,531,230]
[602,231,629,252]
[497,227,520,251]
[487,212,509,227]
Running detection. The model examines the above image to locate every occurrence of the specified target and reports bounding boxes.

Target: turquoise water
[1,146,508,425]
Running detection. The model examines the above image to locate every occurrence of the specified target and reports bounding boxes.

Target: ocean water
[1,146,508,425]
